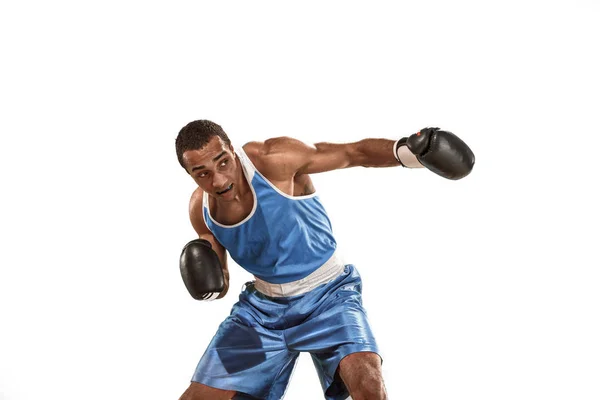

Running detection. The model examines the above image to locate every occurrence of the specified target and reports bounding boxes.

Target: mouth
[216,183,233,195]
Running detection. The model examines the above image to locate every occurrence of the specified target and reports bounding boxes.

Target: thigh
[338,351,383,387]
[179,382,268,400]
[338,352,386,400]
[192,299,299,399]
[286,265,381,398]
[180,382,236,400]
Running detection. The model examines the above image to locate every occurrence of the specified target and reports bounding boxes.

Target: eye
[197,171,208,178]
[219,159,229,168]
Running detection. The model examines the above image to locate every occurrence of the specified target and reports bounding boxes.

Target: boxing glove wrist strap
[393,137,408,167]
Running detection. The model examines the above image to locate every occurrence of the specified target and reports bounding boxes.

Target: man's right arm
[186,188,230,299]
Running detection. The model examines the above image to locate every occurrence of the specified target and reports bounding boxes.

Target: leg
[338,352,387,400]
[179,382,236,400]
[189,288,299,399]
[286,264,383,399]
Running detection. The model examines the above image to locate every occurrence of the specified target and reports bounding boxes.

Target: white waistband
[253,251,346,297]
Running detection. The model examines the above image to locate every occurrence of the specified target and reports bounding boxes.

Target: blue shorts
[191,264,381,400]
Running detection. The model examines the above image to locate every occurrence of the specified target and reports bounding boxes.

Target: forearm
[350,138,423,168]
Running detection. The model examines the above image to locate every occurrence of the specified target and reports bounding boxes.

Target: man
[175,120,474,400]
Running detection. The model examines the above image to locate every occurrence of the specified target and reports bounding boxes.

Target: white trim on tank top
[238,146,319,201]
[203,146,319,229]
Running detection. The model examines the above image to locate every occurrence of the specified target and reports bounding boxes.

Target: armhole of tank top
[237,146,319,201]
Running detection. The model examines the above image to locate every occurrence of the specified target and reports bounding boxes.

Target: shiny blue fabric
[192,265,380,400]
[203,148,337,284]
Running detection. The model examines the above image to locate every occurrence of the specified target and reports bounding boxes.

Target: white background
[1,1,599,399]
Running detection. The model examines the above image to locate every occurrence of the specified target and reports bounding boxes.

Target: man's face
[183,136,239,201]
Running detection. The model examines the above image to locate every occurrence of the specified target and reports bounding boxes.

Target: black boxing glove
[180,239,225,300]
[395,127,475,180]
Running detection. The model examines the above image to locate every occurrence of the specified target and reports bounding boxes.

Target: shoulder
[243,137,311,157]
[241,140,265,160]
[242,137,313,178]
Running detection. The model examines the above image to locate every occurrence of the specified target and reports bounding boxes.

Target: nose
[212,173,228,189]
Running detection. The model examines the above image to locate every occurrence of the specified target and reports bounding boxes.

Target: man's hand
[180,239,225,300]
[395,127,475,180]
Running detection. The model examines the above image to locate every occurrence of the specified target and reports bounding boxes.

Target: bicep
[300,141,357,174]
[262,137,357,176]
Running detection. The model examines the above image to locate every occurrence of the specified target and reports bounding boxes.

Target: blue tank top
[203,147,337,284]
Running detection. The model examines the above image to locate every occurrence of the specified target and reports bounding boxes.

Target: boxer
[176,120,474,400]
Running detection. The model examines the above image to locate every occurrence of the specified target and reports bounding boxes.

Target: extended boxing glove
[395,127,475,180]
[180,239,225,300]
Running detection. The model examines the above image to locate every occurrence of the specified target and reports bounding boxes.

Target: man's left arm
[264,127,475,180]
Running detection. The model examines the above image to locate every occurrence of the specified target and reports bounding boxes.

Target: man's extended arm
[305,138,421,171]
[252,127,474,180]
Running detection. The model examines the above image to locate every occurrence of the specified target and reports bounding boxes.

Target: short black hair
[175,120,232,170]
